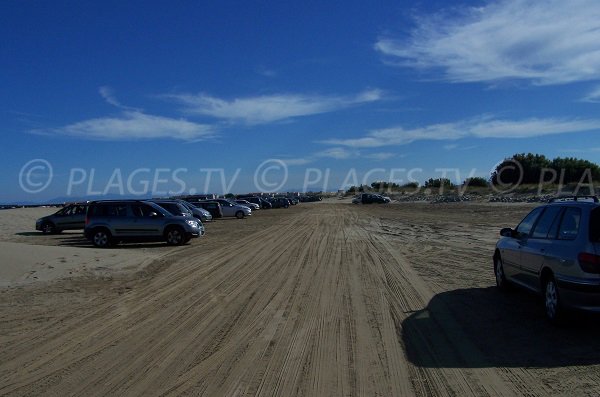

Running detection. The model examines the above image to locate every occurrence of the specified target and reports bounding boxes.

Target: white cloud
[321,117,600,148]
[582,85,600,102]
[40,111,213,141]
[376,0,600,85]
[165,89,383,124]
[364,152,396,160]
[279,157,314,166]
[99,86,122,107]
[315,147,357,160]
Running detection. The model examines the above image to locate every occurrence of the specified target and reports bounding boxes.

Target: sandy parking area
[0,208,171,286]
[2,201,600,396]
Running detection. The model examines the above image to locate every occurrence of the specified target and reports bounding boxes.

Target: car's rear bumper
[557,275,600,311]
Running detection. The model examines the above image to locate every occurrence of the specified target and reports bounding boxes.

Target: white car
[214,199,252,219]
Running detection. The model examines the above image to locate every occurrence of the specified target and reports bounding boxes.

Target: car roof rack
[549,195,599,203]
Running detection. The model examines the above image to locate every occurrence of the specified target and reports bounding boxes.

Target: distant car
[494,196,600,322]
[156,199,212,223]
[35,203,88,234]
[353,193,391,204]
[212,199,252,219]
[184,200,223,219]
[84,200,201,247]
[269,197,290,209]
[177,200,213,222]
[149,199,205,235]
[240,196,272,209]
[235,199,260,210]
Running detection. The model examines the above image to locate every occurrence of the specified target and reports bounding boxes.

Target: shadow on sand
[14,232,174,249]
[402,286,600,369]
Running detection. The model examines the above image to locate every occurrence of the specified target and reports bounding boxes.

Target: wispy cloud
[315,147,357,160]
[364,152,396,160]
[35,111,213,141]
[320,117,600,148]
[582,85,600,102]
[376,0,600,85]
[99,86,123,107]
[277,149,397,166]
[279,157,314,166]
[99,86,140,111]
[164,89,384,124]
[444,143,478,151]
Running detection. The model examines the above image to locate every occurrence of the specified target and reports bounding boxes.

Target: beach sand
[2,201,600,396]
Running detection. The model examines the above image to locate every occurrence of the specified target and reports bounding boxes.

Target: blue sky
[2,0,600,202]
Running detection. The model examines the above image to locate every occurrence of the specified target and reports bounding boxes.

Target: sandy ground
[2,201,600,396]
[0,208,172,286]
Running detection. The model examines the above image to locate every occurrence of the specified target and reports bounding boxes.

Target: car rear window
[557,207,581,240]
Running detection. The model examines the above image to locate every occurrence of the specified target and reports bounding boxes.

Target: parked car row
[34,194,309,247]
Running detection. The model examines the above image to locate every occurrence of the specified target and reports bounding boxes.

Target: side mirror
[500,227,514,238]
[149,212,159,218]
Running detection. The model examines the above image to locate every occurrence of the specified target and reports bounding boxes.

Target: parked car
[235,199,260,210]
[268,197,290,209]
[493,196,600,322]
[35,202,88,234]
[185,200,223,219]
[353,193,391,204]
[84,200,201,247]
[239,196,272,209]
[175,199,213,222]
[150,200,192,217]
[212,199,252,219]
[149,199,205,235]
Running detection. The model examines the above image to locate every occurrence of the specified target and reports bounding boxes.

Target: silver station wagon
[494,196,600,322]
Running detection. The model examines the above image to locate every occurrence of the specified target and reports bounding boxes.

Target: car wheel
[41,222,56,234]
[165,226,185,245]
[544,277,563,323]
[235,210,245,219]
[494,255,509,291]
[92,228,112,248]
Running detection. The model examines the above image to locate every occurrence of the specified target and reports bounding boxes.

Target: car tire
[543,276,564,324]
[41,222,56,234]
[165,226,185,245]
[235,210,245,219]
[92,228,112,248]
[494,255,509,291]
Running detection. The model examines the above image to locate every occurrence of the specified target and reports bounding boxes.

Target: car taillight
[578,252,600,274]
[85,216,89,226]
